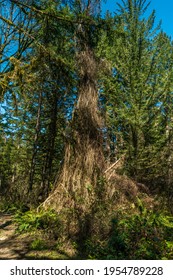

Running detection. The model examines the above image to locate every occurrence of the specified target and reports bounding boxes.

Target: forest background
[0,0,173,260]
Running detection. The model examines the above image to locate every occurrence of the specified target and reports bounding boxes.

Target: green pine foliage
[98,0,173,188]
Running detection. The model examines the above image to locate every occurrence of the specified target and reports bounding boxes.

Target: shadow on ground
[0,214,79,260]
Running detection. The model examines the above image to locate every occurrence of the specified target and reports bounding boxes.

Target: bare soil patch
[0,214,31,259]
[0,213,75,259]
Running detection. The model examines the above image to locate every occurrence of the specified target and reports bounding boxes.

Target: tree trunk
[41,91,58,199]
[42,25,105,221]
[29,91,42,191]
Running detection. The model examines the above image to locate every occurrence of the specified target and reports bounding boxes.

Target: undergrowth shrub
[30,239,47,250]
[85,205,173,260]
[14,209,63,239]
[0,201,29,214]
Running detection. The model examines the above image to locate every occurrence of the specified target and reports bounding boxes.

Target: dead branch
[104,155,125,174]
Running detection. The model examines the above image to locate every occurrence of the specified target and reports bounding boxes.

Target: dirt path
[0,214,31,259]
[0,214,75,260]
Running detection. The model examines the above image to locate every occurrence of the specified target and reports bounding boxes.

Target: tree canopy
[0,0,173,260]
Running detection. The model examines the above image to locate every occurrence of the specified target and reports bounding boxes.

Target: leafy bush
[14,209,63,238]
[85,206,173,260]
[30,239,47,250]
[0,201,29,214]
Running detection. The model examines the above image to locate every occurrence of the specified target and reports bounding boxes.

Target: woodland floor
[0,213,74,260]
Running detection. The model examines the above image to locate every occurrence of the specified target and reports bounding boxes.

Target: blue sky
[102,0,173,38]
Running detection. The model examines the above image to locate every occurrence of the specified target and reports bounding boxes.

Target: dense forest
[0,0,173,259]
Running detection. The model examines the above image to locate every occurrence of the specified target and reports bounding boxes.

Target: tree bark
[42,23,105,218]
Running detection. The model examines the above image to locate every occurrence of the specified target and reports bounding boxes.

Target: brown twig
[104,156,125,174]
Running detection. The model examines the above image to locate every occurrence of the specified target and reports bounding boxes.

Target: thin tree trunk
[41,91,58,198]
[29,91,42,191]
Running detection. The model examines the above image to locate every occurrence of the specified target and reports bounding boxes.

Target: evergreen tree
[99,0,173,188]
